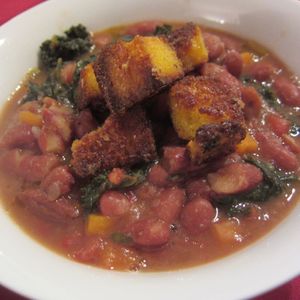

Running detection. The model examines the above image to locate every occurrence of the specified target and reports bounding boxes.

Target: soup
[0,21,299,271]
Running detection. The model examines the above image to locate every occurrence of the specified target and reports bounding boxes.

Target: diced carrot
[236,132,258,154]
[241,52,253,66]
[19,111,43,127]
[86,214,114,236]
[213,220,241,243]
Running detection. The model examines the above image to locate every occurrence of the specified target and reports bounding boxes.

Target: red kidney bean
[100,191,131,217]
[186,178,211,201]
[152,187,185,223]
[72,236,104,263]
[248,61,275,82]
[221,36,243,52]
[254,129,299,171]
[241,86,262,119]
[203,32,225,60]
[17,189,80,221]
[282,135,300,154]
[147,164,169,187]
[38,127,65,154]
[74,109,98,139]
[201,63,241,97]
[131,218,170,247]
[0,123,36,149]
[60,62,76,85]
[18,153,60,182]
[207,163,263,195]
[273,76,300,107]
[223,50,243,77]
[265,113,290,137]
[41,166,75,200]
[180,198,215,234]
[162,146,190,175]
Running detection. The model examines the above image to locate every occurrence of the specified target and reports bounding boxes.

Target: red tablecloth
[0,1,299,299]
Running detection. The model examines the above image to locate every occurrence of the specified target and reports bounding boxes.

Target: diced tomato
[265,113,290,137]
[108,168,126,185]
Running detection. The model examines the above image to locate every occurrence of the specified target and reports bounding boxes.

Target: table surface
[0,0,299,299]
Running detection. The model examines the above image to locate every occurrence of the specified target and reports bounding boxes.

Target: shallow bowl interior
[0,0,299,299]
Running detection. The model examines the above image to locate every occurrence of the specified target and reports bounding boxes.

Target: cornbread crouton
[169,75,244,140]
[94,35,184,114]
[77,63,105,110]
[187,121,246,163]
[169,23,208,73]
[71,107,157,177]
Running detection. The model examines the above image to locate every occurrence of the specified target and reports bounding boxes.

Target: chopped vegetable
[86,214,114,235]
[216,155,298,216]
[213,220,241,243]
[111,232,133,245]
[39,24,92,69]
[241,52,253,66]
[19,111,43,127]
[80,165,149,210]
[154,24,172,35]
[236,132,258,154]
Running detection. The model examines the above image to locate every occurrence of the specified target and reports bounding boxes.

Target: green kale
[154,24,172,35]
[241,76,280,109]
[39,24,92,69]
[80,173,111,210]
[80,165,149,211]
[120,34,134,42]
[216,155,298,216]
[226,201,254,217]
[23,55,96,106]
[111,232,133,245]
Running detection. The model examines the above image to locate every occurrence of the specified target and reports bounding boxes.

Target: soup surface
[0,21,300,271]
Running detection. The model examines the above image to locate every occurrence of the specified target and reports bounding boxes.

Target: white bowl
[0,0,300,299]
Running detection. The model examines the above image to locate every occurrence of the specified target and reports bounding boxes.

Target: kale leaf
[111,232,133,245]
[216,155,298,216]
[23,55,96,106]
[39,24,92,69]
[80,165,149,211]
[154,24,172,35]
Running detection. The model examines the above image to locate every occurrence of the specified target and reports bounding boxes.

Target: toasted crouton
[94,35,183,114]
[77,63,105,110]
[187,121,246,163]
[168,23,208,73]
[71,106,157,177]
[169,75,244,140]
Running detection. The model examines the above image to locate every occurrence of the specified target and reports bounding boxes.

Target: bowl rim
[0,0,300,299]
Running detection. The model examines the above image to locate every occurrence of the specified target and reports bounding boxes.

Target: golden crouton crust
[94,39,157,114]
[169,75,245,140]
[77,63,105,110]
[168,23,208,72]
[187,121,246,164]
[71,106,157,177]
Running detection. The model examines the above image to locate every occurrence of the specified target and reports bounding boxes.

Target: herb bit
[153,24,172,36]
[111,232,133,245]
[39,24,92,69]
